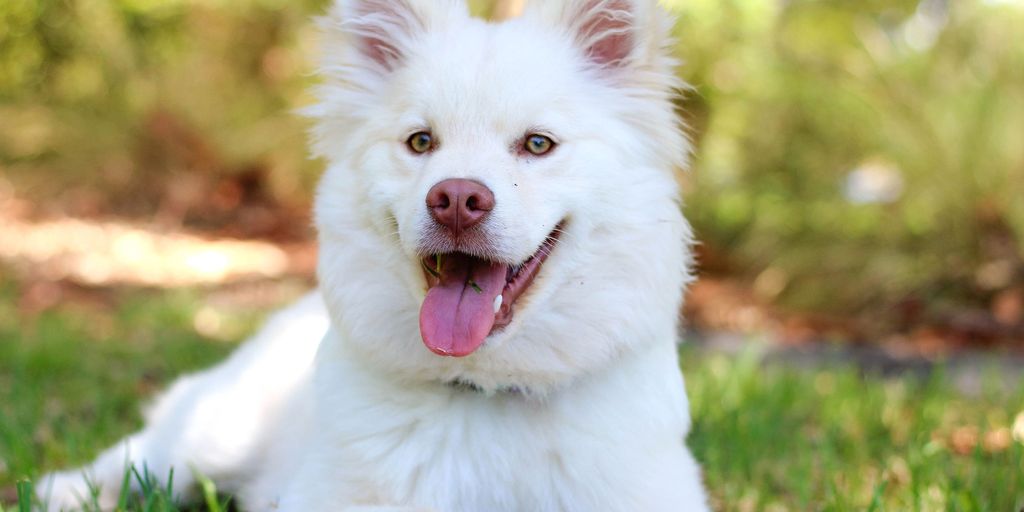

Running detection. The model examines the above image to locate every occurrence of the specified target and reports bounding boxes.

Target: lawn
[1,282,1022,511]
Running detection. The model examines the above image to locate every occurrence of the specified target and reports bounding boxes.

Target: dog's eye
[524,134,555,156]
[407,131,434,154]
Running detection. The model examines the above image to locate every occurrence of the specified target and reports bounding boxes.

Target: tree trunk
[491,0,526,20]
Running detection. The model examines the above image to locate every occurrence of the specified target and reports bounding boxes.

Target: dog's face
[311,0,692,394]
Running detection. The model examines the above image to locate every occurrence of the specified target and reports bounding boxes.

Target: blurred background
[3,0,1023,350]
[2,0,1023,509]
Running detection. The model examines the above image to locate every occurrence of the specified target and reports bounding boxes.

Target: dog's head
[310,0,692,394]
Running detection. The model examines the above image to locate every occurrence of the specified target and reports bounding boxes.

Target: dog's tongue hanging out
[419,254,506,357]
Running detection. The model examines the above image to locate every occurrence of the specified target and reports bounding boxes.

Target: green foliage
[0,0,331,206]
[0,282,237,486]
[666,0,1024,315]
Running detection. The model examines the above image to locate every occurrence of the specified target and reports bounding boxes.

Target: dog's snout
[426,179,494,236]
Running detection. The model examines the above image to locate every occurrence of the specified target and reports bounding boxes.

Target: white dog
[41,0,709,510]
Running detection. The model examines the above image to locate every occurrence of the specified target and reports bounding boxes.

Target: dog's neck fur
[445,378,527,395]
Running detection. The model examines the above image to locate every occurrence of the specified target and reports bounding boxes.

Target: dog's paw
[36,469,111,512]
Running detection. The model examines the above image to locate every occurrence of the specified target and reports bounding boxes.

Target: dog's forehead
[396,20,586,124]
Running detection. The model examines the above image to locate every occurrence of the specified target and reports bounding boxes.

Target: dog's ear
[324,0,466,73]
[526,0,672,72]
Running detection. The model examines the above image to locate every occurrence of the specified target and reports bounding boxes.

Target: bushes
[670,0,1024,320]
[0,0,328,210]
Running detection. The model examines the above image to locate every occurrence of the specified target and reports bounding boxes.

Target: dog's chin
[417,223,564,358]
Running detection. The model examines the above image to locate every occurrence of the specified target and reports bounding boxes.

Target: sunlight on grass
[681,346,1024,511]
[0,213,296,287]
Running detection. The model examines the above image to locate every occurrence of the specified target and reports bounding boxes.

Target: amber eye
[407,131,434,154]
[524,134,555,156]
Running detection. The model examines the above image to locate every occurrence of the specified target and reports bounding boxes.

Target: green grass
[0,284,238,488]
[1,284,1022,511]
[2,468,231,512]
[683,348,1024,511]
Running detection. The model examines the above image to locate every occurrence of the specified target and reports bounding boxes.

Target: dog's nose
[426,179,495,236]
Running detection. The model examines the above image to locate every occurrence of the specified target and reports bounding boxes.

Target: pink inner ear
[360,33,401,69]
[352,0,418,70]
[576,0,635,67]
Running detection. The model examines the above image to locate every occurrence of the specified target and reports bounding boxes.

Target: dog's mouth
[418,224,563,357]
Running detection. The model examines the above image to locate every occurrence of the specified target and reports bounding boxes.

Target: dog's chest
[301,336,691,510]
[321,390,635,510]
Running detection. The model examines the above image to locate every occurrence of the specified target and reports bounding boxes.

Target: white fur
[40,0,709,510]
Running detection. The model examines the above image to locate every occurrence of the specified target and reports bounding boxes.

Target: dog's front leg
[37,293,327,511]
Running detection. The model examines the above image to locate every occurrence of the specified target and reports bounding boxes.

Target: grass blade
[118,465,133,510]
[16,480,32,512]
[165,467,175,502]
[196,473,221,512]
[866,479,888,512]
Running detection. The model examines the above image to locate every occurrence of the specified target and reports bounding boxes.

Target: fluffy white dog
[41,0,709,510]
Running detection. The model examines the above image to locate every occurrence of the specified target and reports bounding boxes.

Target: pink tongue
[419,254,508,357]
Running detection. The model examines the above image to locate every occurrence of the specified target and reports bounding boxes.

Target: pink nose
[426,179,495,237]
